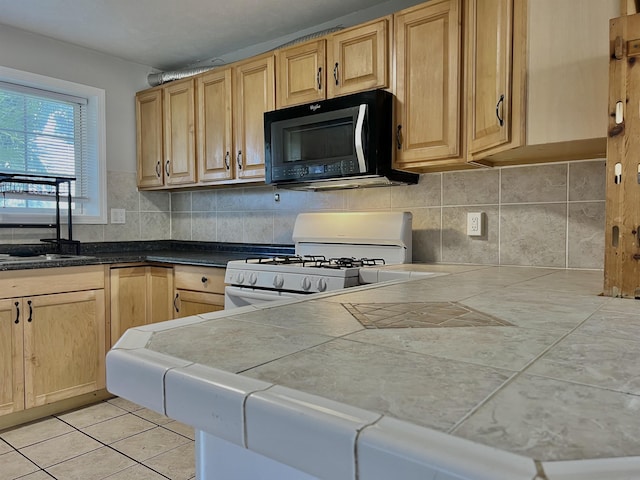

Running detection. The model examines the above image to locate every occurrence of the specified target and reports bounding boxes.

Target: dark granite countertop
[0,240,295,271]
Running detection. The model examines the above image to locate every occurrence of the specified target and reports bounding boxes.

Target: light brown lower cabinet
[0,266,105,418]
[109,265,174,346]
[173,265,225,317]
[0,298,24,416]
[0,262,226,425]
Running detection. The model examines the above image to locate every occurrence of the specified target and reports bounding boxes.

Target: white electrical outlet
[111,208,126,224]
[467,212,483,236]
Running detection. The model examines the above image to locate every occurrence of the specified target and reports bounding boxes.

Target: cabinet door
[136,89,164,188]
[110,266,174,346]
[197,68,234,182]
[526,0,615,146]
[174,289,224,318]
[234,54,275,180]
[276,40,326,108]
[164,78,197,186]
[467,0,513,154]
[110,267,149,345]
[148,266,174,324]
[24,290,105,408]
[394,0,462,165]
[327,18,389,98]
[0,299,24,416]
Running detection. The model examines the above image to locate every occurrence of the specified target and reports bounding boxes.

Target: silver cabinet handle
[237,151,242,170]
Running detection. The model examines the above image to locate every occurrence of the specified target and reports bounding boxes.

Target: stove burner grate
[243,255,385,269]
[319,257,386,269]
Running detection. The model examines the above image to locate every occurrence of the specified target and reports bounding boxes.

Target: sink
[0,253,95,264]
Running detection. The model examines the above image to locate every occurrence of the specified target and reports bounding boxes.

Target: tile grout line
[565,164,570,269]
[51,402,176,480]
[498,167,502,266]
[2,407,149,479]
[447,300,611,436]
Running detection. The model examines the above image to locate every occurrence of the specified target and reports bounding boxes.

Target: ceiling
[0,0,403,71]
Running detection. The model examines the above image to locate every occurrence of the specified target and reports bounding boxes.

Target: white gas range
[224,211,412,309]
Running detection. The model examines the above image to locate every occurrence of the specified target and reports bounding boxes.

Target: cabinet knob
[201,276,208,284]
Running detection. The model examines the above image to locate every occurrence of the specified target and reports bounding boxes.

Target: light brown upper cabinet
[138,54,274,189]
[276,18,389,108]
[136,88,164,188]
[136,78,197,189]
[327,18,389,98]
[197,68,234,183]
[393,0,465,170]
[466,0,515,156]
[468,0,619,165]
[233,53,276,180]
[163,78,197,185]
[276,40,326,108]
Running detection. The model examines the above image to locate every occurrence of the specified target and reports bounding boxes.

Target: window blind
[0,81,89,204]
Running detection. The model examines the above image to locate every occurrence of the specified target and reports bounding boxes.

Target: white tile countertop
[106,265,640,480]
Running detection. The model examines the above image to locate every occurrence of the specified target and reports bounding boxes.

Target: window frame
[0,65,107,225]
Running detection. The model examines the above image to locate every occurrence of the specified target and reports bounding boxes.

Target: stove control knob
[317,278,327,292]
[248,273,258,285]
[273,274,284,289]
[236,272,245,285]
[301,277,311,291]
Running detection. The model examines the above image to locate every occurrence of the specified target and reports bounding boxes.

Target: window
[0,66,106,224]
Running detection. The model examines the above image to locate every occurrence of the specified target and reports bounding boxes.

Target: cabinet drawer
[173,265,225,293]
[0,266,105,299]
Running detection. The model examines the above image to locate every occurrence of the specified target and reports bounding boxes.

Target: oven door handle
[225,286,302,303]
[354,103,367,173]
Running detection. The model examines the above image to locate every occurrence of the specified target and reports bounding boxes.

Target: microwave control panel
[272,159,362,181]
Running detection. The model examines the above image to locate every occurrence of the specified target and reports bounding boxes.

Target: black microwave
[264,89,417,190]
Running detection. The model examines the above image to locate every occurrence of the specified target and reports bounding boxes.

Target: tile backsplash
[4,159,605,270]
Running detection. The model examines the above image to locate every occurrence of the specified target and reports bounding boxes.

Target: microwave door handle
[354,104,367,173]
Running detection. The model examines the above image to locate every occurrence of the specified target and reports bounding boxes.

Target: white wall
[0,23,152,173]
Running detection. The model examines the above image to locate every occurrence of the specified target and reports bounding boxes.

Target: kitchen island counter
[106,265,640,480]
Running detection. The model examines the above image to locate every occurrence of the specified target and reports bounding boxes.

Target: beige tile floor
[0,398,195,480]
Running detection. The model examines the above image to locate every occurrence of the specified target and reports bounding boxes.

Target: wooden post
[621,0,640,15]
[605,14,640,297]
